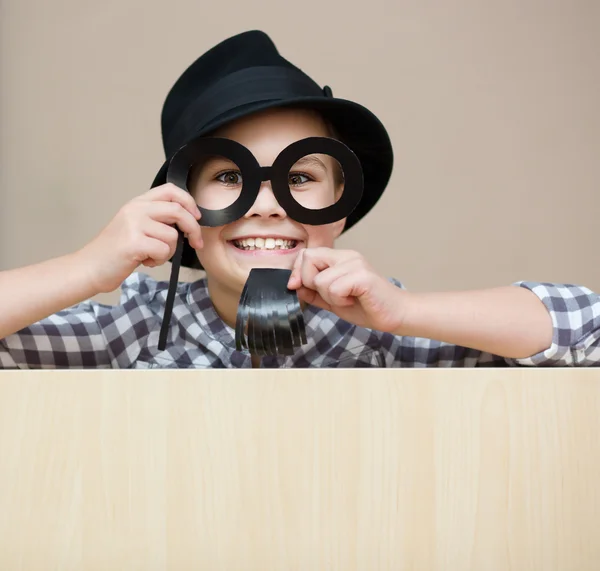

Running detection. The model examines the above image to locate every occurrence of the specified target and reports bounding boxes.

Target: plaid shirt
[1,272,600,368]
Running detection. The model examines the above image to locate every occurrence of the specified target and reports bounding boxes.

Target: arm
[384,280,600,366]
[288,248,600,366]
[1,184,203,369]
[397,285,553,360]
[0,252,97,340]
[0,271,163,369]
[1,184,201,341]
[0,252,116,369]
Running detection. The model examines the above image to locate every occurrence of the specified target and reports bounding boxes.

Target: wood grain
[0,369,598,570]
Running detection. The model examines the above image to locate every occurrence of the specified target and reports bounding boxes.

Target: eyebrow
[195,154,330,175]
[292,155,328,171]
[203,157,238,168]
[193,157,239,178]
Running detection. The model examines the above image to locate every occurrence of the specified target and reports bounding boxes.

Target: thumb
[287,249,306,289]
[296,286,332,311]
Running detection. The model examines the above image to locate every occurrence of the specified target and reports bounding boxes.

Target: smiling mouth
[230,237,299,251]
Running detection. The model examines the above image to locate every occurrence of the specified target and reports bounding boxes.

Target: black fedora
[151,30,394,269]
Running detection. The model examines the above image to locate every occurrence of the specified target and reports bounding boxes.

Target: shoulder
[118,271,207,304]
[118,272,167,302]
[116,271,212,327]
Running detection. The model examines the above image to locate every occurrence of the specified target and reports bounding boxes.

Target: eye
[216,171,243,185]
[288,173,311,186]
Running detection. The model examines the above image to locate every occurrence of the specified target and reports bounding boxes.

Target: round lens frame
[166,136,364,226]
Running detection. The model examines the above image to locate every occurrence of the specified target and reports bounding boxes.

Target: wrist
[68,247,107,297]
[393,290,458,340]
[390,288,421,337]
[373,282,414,335]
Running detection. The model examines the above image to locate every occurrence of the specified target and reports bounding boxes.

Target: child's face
[190,107,346,295]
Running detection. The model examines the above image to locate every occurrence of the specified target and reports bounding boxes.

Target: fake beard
[158,136,363,357]
[235,268,307,356]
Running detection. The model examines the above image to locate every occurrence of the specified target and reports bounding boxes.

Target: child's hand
[78,184,203,293]
[287,247,409,333]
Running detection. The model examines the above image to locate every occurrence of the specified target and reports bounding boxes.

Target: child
[1,30,599,369]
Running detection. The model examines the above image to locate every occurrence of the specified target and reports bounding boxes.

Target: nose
[244,180,287,220]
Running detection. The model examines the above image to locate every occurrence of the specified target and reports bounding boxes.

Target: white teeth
[232,237,298,251]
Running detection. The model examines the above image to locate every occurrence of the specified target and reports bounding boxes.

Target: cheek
[194,227,226,264]
[303,225,339,247]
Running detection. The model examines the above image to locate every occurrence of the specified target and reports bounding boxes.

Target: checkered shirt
[1,273,600,368]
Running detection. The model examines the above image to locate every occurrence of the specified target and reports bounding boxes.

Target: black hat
[151,30,394,269]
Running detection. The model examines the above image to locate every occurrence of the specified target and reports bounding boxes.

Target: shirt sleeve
[0,299,114,369]
[506,281,600,366]
[0,272,163,369]
[379,279,600,367]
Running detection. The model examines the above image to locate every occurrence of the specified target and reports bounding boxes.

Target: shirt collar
[186,277,237,346]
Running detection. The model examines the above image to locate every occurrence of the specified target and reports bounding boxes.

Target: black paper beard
[157,136,364,356]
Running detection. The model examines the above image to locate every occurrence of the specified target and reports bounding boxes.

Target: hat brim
[151,96,393,269]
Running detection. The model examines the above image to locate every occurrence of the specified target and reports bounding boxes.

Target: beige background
[1,0,599,305]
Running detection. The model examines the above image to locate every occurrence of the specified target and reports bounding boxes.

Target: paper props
[157,136,364,355]
[235,268,307,355]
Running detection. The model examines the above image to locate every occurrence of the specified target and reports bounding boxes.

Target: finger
[325,273,360,307]
[299,248,358,290]
[287,249,305,289]
[143,220,180,252]
[296,286,332,312]
[289,248,356,289]
[298,250,334,291]
[145,202,203,248]
[135,237,174,267]
[304,247,354,267]
[312,264,354,306]
[139,183,201,220]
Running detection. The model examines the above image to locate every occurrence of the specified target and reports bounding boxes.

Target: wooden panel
[0,369,598,570]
